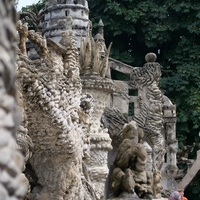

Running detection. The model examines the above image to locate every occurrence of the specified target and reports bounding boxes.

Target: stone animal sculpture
[111,121,153,198]
[102,53,166,173]
[131,53,165,172]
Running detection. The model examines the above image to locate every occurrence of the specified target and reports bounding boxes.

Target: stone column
[82,76,114,199]
[162,102,178,192]
[166,122,177,167]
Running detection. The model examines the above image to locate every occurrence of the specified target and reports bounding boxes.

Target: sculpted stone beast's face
[122,123,138,143]
[122,121,144,144]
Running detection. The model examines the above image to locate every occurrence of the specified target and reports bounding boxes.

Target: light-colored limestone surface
[17,17,95,200]
[79,21,114,199]
[0,1,27,200]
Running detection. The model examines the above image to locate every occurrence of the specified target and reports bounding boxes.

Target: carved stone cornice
[81,75,115,92]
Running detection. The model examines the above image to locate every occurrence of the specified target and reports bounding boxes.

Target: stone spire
[98,18,104,37]
[42,0,89,47]
[94,19,106,55]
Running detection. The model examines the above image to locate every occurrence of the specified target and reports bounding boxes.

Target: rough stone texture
[0,1,27,200]
[17,17,95,200]
[16,0,200,199]
[111,121,154,198]
[104,54,178,197]
[79,23,114,199]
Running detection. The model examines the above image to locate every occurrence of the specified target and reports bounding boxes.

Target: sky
[17,0,39,11]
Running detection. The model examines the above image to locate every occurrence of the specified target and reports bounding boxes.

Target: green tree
[89,1,200,198]
[89,0,200,143]
[19,0,47,31]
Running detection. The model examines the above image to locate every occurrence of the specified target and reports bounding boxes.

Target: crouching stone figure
[111,121,153,198]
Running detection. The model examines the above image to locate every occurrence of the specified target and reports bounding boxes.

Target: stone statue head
[122,121,144,143]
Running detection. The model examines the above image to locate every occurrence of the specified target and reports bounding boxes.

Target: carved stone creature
[102,53,170,198]
[131,53,165,171]
[111,121,153,198]
[103,53,166,175]
[114,121,145,170]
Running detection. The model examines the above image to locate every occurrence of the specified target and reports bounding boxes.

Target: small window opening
[111,69,130,81]
[128,102,134,116]
[65,10,69,16]
[129,89,138,96]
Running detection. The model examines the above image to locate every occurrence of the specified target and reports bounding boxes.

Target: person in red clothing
[178,189,188,200]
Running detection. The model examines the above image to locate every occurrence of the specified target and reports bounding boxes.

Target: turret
[42,0,89,47]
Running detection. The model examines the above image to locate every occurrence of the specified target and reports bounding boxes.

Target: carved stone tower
[42,0,89,47]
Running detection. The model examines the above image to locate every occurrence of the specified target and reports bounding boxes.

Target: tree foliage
[89,0,200,142]
[89,0,200,198]
[19,0,47,31]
